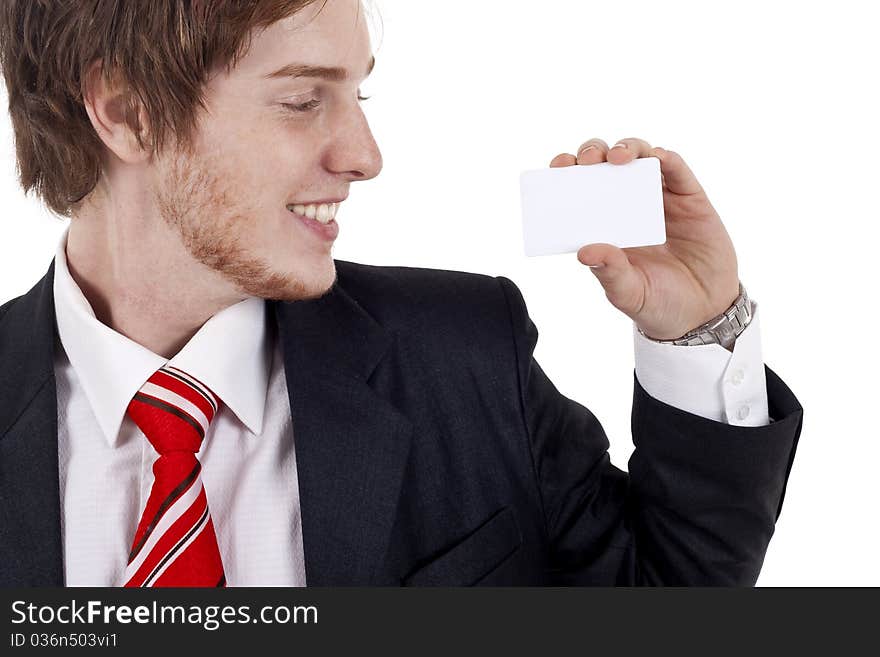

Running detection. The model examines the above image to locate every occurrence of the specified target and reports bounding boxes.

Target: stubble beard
[154,147,337,303]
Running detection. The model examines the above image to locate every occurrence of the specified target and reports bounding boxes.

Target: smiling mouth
[286,202,339,224]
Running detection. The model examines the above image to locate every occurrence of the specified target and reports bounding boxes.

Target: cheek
[200,116,316,199]
[199,113,270,162]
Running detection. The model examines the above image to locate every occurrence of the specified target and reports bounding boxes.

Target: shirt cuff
[632,299,770,427]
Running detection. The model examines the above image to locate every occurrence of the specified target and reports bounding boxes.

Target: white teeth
[289,202,338,224]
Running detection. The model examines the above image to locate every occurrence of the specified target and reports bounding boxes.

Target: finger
[549,153,577,167]
[652,147,703,196]
[577,243,644,315]
[607,137,654,165]
[576,138,610,165]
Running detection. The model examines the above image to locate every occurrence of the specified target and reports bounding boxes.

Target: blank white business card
[520,157,667,257]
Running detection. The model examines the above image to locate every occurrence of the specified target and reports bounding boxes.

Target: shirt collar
[52,224,272,446]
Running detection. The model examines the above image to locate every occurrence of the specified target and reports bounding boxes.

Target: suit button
[737,405,750,420]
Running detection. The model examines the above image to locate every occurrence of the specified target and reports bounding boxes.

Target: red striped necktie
[122,365,226,587]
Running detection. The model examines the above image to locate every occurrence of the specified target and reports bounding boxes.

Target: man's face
[153,0,381,302]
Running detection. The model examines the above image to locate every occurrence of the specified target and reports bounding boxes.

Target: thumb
[577,243,644,314]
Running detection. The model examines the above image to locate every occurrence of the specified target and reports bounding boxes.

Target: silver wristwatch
[637,281,752,350]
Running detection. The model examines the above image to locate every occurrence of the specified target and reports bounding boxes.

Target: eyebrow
[264,54,376,82]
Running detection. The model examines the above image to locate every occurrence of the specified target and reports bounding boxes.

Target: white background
[1,0,877,585]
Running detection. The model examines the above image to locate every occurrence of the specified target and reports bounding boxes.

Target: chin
[260,259,338,302]
[299,265,338,301]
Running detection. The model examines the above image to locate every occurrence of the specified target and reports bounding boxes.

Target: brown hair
[0,0,331,218]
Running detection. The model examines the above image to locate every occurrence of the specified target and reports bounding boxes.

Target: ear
[81,59,151,164]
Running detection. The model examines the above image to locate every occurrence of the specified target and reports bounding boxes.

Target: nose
[324,105,383,182]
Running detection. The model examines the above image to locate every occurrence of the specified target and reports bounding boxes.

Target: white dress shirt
[51,225,768,586]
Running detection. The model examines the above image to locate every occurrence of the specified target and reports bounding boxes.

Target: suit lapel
[0,259,64,585]
[271,277,413,586]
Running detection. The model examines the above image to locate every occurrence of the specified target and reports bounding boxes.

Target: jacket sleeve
[495,276,804,585]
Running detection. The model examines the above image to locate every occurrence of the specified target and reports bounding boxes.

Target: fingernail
[588,264,605,269]
[578,145,597,156]
[612,142,628,150]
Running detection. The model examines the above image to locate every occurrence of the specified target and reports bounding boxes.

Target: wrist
[637,281,752,350]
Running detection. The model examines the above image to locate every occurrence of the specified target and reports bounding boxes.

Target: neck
[66,205,245,359]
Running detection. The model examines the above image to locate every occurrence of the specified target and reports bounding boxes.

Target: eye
[282,93,372,114]
[283,98,322,113]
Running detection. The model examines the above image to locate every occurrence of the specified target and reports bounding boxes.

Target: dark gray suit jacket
[0,258,803,586]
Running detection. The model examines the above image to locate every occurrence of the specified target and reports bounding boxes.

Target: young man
[0,0,802,586]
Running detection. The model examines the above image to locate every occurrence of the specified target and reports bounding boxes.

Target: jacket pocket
[402,506,523,586]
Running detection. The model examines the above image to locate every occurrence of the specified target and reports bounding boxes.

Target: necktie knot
[126,365,222,456]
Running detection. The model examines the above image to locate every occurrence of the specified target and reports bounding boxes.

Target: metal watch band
[638,282,752,348]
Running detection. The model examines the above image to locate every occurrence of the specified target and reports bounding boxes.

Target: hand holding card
[518,138,740,342]
[520,157,666,257]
